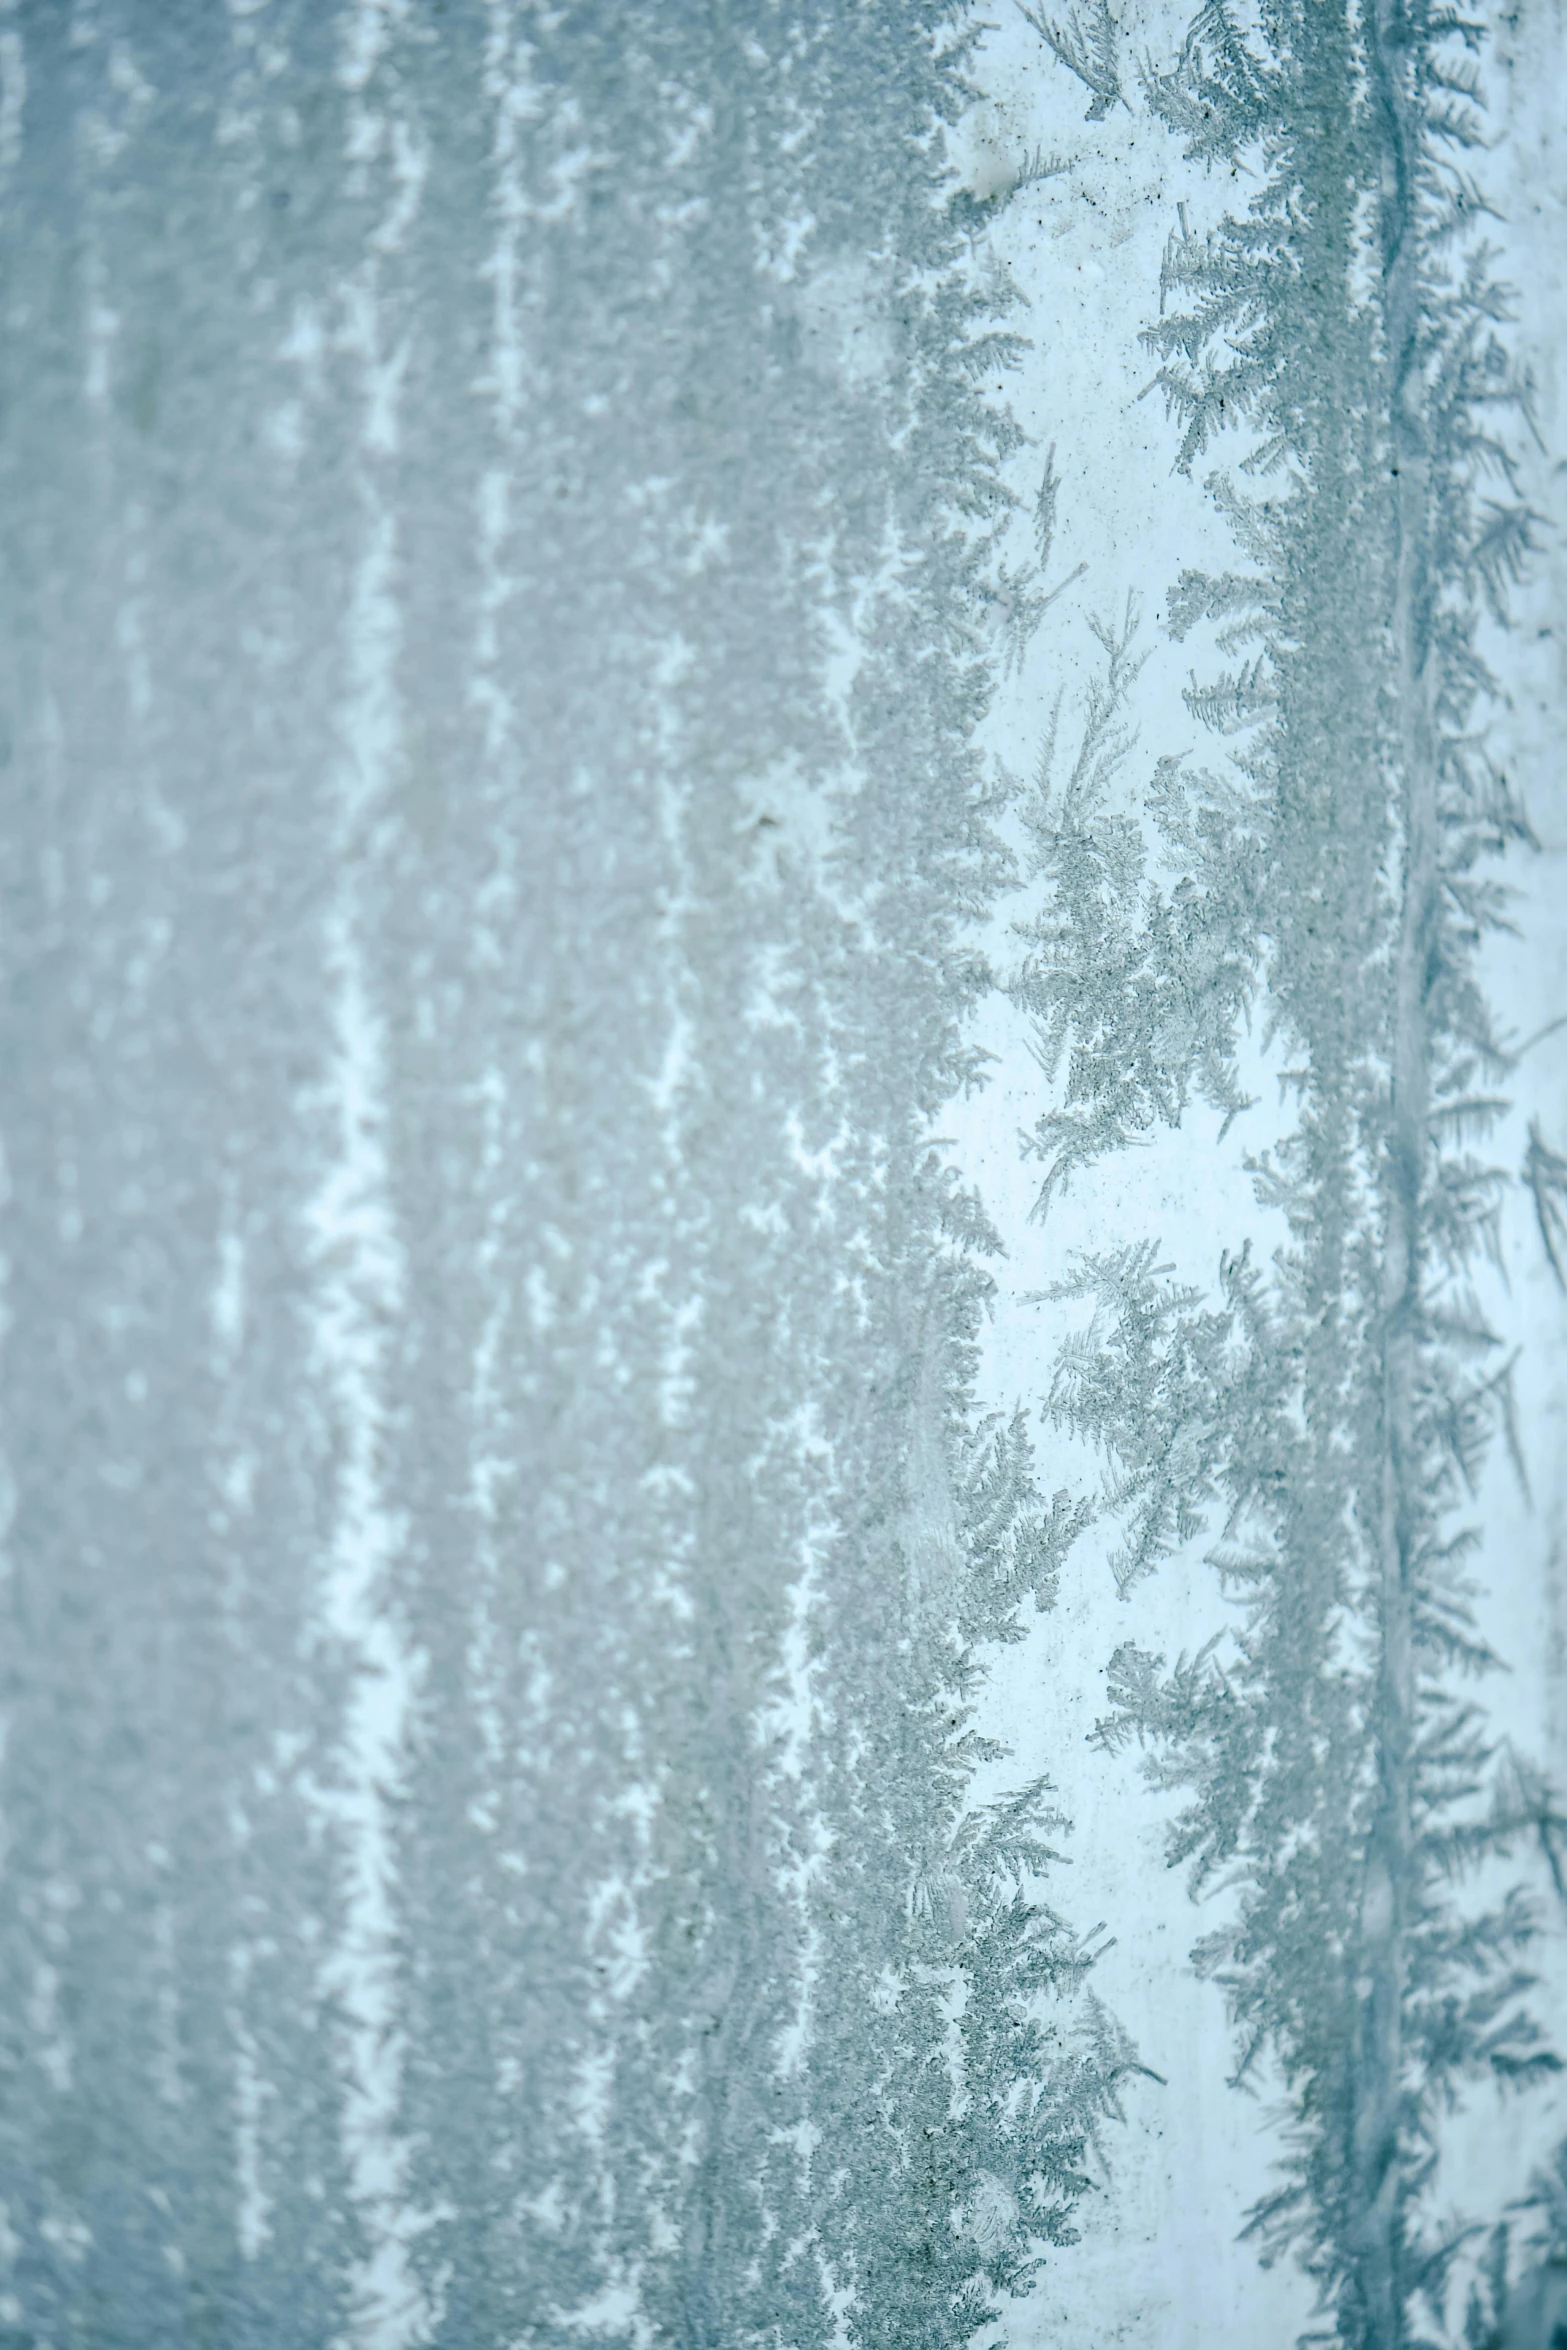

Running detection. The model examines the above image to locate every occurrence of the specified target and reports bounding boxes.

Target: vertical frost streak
[308,14,423,2337]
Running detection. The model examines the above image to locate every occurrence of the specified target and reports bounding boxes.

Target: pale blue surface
[0,6,1563,2347]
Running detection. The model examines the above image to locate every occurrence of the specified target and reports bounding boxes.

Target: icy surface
[0,5,1563,2349]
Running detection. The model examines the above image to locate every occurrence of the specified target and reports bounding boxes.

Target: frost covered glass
[1,4,1565,2347]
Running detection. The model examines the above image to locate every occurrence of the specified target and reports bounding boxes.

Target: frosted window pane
[0,6,1563,2347]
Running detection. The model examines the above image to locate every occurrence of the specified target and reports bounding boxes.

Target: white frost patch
[304,21,428,2349]
[571,2045,615,2146]
[646,1006,693,1120]
[230,1943,270,2259]
[27,1959,72,2095]
[0,25,26,191]
[211,1224,247,1357]
[556,2277,651,2345]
